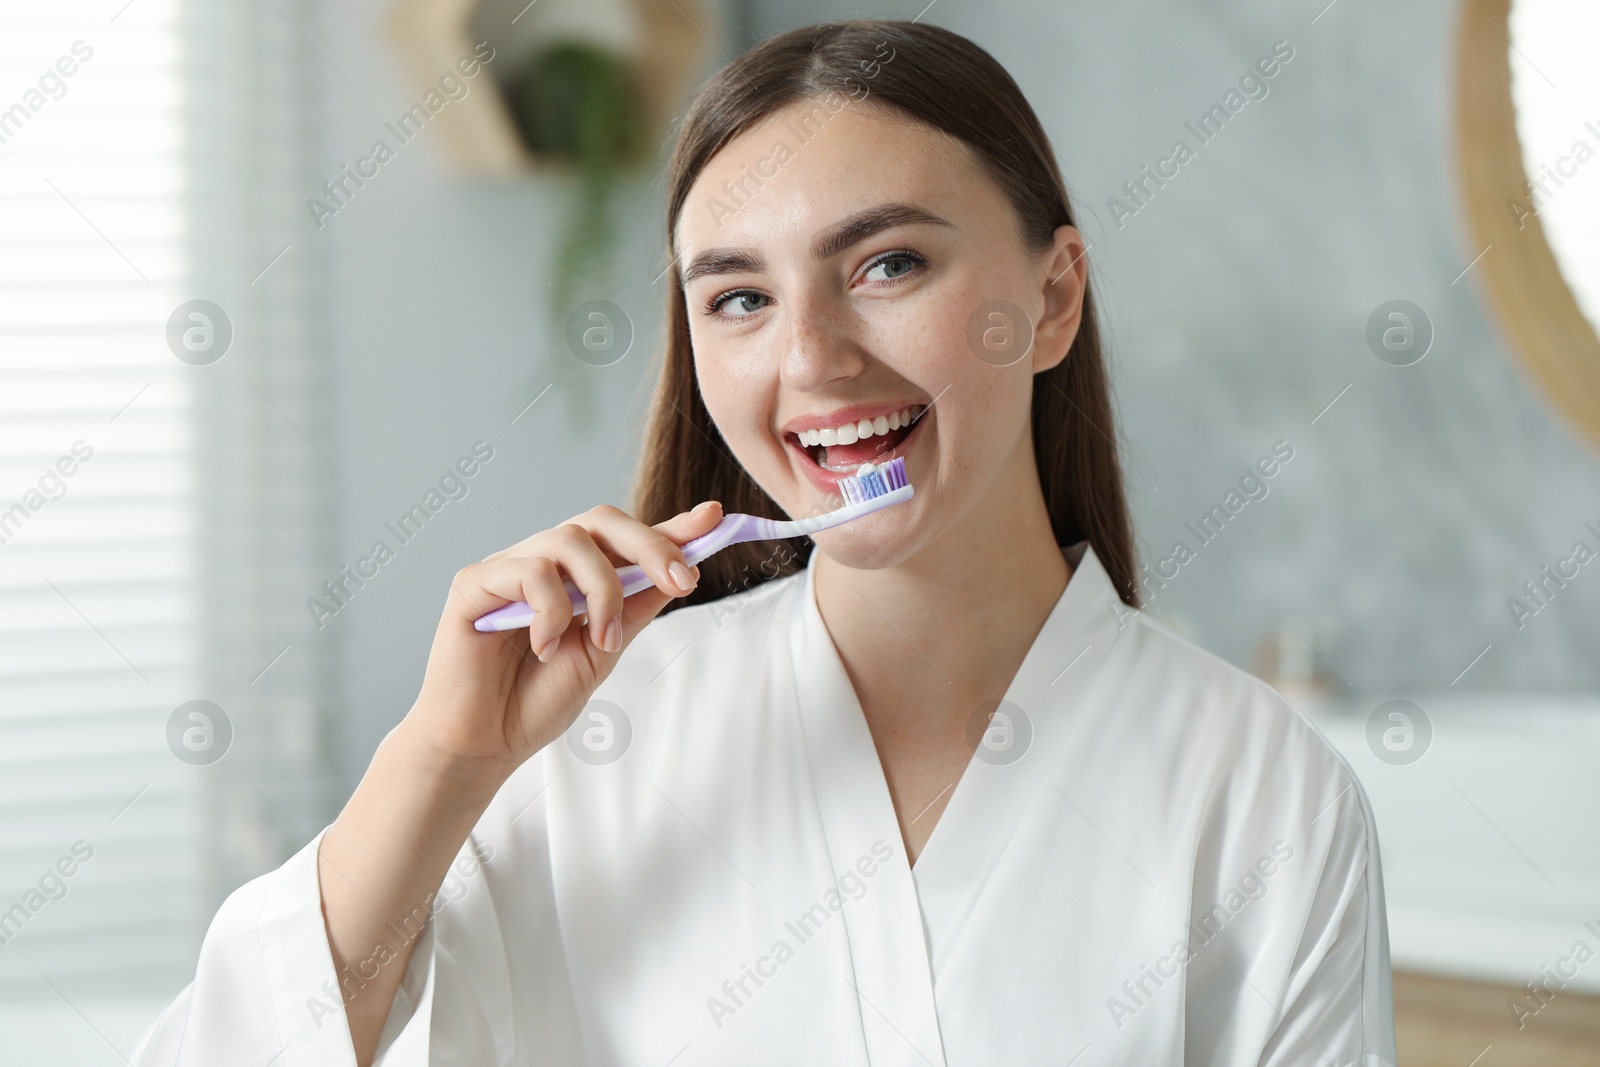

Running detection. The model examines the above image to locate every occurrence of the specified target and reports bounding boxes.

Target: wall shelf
[386,0,715,177]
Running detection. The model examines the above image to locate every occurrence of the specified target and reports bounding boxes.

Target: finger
[478,499,721,571]
[652,500,724,548]
[581,501,724,597]
[609,506,720,647]
[645,502,720,596]
[452,556,573,659]
[547,523,625,653]
[517,556,575,660]
[478,520,581,565]
[605,504,722,649]
[613,558,703,647]
[477,525,546,564]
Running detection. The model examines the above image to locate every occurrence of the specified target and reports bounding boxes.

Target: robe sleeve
[126,824,492,1067]
[1255,767,1397,1067]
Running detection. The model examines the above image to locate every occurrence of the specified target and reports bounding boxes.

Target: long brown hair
[633,18,1139,611]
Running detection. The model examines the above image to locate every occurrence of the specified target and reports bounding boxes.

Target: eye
[700,250,927,320]
[861,250,926,284]
[704,289,770,319]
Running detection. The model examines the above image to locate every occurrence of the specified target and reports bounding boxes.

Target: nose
[777,287,868,393]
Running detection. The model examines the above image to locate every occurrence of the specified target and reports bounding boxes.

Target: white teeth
[792,405,922,446]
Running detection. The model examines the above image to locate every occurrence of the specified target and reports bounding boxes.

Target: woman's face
[674,99,1085,569]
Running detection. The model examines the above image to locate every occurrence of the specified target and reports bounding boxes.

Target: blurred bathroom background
[1,0,1596,1062]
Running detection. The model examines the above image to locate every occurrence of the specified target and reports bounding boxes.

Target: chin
[805,500,926,571]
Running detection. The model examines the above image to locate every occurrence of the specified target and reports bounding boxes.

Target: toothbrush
[473,457,913,632]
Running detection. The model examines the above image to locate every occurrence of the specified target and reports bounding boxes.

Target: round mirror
[1456,0,1600,451]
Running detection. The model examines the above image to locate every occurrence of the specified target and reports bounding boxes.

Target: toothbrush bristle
[838,457,907,504]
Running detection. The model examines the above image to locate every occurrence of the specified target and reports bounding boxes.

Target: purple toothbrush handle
[471,513,762,633]
[473,563,657,632]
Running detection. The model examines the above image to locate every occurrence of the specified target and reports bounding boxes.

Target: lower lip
[785,413,927,496]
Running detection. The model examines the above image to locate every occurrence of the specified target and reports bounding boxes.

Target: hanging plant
[501,42,651,428]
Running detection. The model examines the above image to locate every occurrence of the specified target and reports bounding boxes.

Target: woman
[134,18,1394,1067]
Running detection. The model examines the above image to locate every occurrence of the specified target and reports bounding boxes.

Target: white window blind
[0,0,199,1001]
[0,0,333,1026]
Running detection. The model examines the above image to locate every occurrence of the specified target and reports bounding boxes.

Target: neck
[812,432,1072,722]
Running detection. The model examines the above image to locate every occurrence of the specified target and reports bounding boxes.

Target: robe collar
[784,540,1129,1064]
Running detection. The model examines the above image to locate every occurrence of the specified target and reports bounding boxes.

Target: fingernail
[603,617,620,653]
[692,500,716,514]
[668,560,696,593]
[536,637,560,662]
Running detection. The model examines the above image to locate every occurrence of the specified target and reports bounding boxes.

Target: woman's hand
[318,502,724,1066]
[402,500,725,784]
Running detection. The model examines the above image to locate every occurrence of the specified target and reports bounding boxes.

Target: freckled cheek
[938,367,1025,475]
[694,349,782,455]
[878,297,975,383]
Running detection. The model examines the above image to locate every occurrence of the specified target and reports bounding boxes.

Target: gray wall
[744,0,1600,692]
[317,0,1599,794]
[318,0,728,790]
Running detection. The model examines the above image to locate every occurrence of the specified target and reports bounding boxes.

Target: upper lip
[779,400,927,436]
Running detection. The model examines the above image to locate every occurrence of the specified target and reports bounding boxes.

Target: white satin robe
[132,542,1396,1066]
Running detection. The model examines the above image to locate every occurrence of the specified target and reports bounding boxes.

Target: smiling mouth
[785,404,927,474]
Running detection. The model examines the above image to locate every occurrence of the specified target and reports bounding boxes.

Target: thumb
[653,499,725,547]
[615,501,725,640]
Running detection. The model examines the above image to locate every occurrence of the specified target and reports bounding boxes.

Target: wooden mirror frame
[1455,0,1600,453]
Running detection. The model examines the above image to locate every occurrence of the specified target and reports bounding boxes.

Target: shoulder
[1111,616,1395,1059]
[1103,608,1376,872]
[1115,609,1360,800]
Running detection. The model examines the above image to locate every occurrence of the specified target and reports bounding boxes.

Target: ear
[1031,224,1088,375]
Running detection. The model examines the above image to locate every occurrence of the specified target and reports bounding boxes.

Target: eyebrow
[678,202,955,286]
